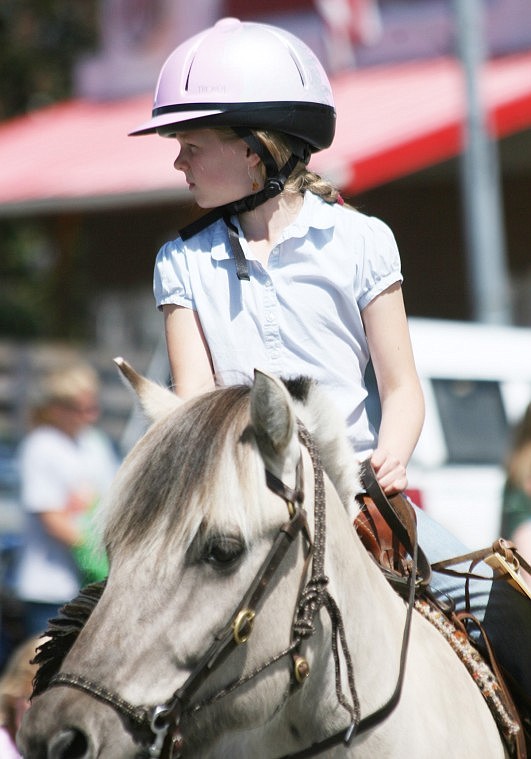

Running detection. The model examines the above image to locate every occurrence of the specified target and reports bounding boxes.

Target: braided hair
[253,129,344,204]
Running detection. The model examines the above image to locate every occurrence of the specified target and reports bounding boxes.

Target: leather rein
[49,422,419,759]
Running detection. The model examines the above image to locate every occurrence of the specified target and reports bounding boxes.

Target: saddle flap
[354,493,409,574]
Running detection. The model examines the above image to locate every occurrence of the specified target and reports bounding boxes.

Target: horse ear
[250,369,297,457]
[114,357,182,423]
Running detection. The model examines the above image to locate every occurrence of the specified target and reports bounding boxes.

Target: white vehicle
[403,318,531,550]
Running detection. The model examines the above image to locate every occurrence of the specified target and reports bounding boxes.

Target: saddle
[354,460,529,759]
[354,460,432,590]
[355,491,420,578]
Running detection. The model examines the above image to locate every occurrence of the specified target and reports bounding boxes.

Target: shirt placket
[260,249,283,373]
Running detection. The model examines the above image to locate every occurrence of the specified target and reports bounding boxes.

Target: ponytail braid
[252,129,351,207]
[286,167,342,204]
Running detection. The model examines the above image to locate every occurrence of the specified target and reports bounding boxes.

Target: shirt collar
[210,191,335,262]
[281,190,335,240]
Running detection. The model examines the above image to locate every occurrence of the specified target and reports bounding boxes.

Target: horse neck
[303,475,409,725]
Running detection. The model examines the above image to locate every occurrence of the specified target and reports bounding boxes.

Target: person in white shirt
[15,362,118,636]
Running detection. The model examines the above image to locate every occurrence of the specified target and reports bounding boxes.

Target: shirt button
[266,312,274,322]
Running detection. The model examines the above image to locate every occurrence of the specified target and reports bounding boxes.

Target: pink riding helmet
[129,16,336,153]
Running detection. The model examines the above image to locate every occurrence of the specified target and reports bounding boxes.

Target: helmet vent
[289,52,305,87]
[184,56,196,91]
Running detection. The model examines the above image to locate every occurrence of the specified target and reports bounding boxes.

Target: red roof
[0,52,530,215]
[311,51,531,190]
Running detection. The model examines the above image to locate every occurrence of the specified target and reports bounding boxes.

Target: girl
[131,16,530,710]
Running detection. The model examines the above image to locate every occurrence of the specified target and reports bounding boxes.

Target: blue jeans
[415,505,531,699]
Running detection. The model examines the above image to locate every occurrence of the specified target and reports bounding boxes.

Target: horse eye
[204,536,245,569]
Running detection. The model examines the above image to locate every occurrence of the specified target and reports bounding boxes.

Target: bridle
[49,422,418,759]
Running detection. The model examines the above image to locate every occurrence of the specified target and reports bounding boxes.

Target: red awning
[0,52,530,216]
[311,51,531,191]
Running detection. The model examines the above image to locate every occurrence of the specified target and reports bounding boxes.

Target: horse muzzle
[17,688,143,759]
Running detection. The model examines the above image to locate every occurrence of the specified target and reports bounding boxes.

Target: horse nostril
[49,728,91,759]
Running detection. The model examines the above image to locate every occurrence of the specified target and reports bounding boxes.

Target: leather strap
[280,461,422,758]
[280,538,419,758]
[166,508,309,715]
[225,216,250,281]
[432,539,531,577]
[358,459,432,586]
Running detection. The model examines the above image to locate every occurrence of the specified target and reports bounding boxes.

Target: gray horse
[18,361,508,758]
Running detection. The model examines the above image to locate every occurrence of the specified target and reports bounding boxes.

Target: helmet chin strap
[179,130,310,280]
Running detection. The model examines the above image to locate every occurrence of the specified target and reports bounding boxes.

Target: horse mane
[283,377,361,516]
[31,581,106,698]
[102,384,257,557]
[102,376,359,558]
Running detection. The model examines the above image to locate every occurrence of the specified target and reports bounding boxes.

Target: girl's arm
[163,304,216,400]
[362,282,425,494]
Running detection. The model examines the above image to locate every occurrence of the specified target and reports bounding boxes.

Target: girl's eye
[203,536,245,570]
[177,141,197,154]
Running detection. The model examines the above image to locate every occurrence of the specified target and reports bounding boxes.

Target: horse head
[17,363,508,758]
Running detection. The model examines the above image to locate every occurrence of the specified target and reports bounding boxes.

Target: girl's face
[173,129,257,208]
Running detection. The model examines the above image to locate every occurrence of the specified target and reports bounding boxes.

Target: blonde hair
[31,362,100,426]
[253,129,342,203]
[214,127,343,204]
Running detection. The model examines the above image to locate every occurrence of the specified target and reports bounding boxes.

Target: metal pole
[453,0,512,324]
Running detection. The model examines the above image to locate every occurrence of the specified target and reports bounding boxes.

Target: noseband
[49,422,418,758]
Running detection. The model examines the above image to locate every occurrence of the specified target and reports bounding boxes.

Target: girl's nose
[174,151,186,171]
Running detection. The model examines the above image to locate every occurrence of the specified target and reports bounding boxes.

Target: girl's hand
[370,448,408,496]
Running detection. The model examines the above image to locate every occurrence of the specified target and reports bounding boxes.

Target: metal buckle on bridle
[148,705,171,758]
[149,702,184,759]
[232,608,256,644]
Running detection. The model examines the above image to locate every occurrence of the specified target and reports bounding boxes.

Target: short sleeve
[153,238,195,311]
[356,216,403,312]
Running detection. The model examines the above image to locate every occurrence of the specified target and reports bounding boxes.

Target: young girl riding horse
[130,17,530,711]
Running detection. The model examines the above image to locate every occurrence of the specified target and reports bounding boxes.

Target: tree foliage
[0,1,98,338]
[0,0,98,120]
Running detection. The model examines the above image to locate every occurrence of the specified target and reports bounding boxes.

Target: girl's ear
[245,148,262,168]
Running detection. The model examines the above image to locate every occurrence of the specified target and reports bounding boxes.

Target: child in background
[0,636,41,758]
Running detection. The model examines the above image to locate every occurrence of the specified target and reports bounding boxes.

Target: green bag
[71,510,109,585]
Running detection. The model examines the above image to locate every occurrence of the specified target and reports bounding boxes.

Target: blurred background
[0,0,531,671]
